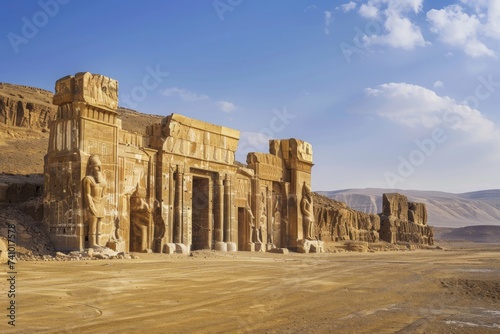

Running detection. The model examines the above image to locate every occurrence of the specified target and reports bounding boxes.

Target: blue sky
[1,0,500,193]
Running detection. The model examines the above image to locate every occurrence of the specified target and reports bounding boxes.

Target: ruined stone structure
[0,83,57,128]
[313,193,434,245]
[379,193,434,245]
[43,72,321,253]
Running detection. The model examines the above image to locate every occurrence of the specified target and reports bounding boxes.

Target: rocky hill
[435,225,500,243]
[0,83,162,175]
[0,82,56,129]
[319,189,500,228]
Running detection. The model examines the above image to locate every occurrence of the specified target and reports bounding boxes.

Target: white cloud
[340,2,357,13]
[433,80,444,88]
[365,11,428,49]
[359,4,379,18]
[357,0,428,50]
[427,5,495,58]
[305,4,317,11]
[217,100,236,113]
[428,1,500,58]
[161,87,209,101]
[324,11,334,34]
[364,82,500,142]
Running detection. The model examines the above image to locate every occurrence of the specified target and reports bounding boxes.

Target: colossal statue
[83,155,107,248]
[301,182,315,240]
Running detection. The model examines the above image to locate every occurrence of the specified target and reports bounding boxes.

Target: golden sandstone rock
[43,73,433,254]
[43,73,317,253]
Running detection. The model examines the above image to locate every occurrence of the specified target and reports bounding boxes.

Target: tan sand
[4,242,500,333]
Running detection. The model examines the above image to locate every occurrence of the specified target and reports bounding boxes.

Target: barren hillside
[0,83,162,175]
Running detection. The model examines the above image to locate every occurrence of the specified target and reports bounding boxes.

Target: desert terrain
[2,242,498,334]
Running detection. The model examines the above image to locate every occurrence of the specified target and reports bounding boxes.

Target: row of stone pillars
[171,167,233,248]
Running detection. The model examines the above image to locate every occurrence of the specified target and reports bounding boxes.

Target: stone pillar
[168,165,175,243]
[173,167,183,244]
[223,176,231,242]
[214,178,224,243]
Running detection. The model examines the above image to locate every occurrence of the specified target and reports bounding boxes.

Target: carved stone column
[173,167,183,244]
[223,176,231,243]
[214,178,224,243]
[168,165,175,243]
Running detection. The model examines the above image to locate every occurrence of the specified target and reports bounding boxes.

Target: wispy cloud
[364,82,500,142]
[217,100,237,113]
[161,87,209,101]
[305,4,317,12]
[433,80,444,88]
[339,2,357,13]
[324,11,334,34]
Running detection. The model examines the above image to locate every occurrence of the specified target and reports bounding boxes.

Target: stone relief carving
[259,191,268,244]
[301,182,315,240]
[273,195,283,246]
[130,186,151,252]
[153,200,166,252]
[245,197,260,244]
[83,155,107,248]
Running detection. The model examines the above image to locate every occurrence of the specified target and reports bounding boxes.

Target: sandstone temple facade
[43,72,433,254]
[43,72,319,253]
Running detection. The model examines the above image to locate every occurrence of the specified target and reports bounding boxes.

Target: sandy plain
[2,242,500,334]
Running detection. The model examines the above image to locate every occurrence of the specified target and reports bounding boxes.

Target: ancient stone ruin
[42,72,433,254]
[43,72,319,254]
[313,193,434,245]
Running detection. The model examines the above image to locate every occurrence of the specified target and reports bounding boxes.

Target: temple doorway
[191,176,211,250]
[237,207,246,250]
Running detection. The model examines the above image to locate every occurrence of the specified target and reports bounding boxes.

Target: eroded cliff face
[313,192,434,245]
[380,193,434,245]
[314,194,380,243]
[0,83,57,129]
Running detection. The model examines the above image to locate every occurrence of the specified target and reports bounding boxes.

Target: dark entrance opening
[238,207,246,251]
[192,177,211,250]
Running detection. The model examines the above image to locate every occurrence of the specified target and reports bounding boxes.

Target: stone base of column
[175,243,190,255]
[215,242,228,252]
[227,242,237,252]
[297,239,324,253]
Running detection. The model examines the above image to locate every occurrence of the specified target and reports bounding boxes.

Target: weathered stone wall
[0,83,57,129]
[0,174,43,204]
[380,193,434,245]
[313,193,380,243]
[314,192,434,245]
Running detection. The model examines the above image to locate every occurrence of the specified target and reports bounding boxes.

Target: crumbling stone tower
[43,73,120,251]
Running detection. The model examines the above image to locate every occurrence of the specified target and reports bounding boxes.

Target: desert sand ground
[2,242,500,334]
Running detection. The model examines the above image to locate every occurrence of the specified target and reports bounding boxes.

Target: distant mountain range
[317,188,500,228]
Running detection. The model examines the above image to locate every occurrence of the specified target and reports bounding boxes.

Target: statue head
[302,182,312,201]
[88,155,104,183]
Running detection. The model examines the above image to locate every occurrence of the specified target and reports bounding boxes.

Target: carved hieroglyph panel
[83,121,116,165]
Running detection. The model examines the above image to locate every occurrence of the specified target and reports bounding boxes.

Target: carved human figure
[259,192,268,244]
[273,195,283,247]
[301,182,315,240]
[130,186,151,252]
[245,198,260,244]
[83,155,107,248]
[153,200,166,252]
